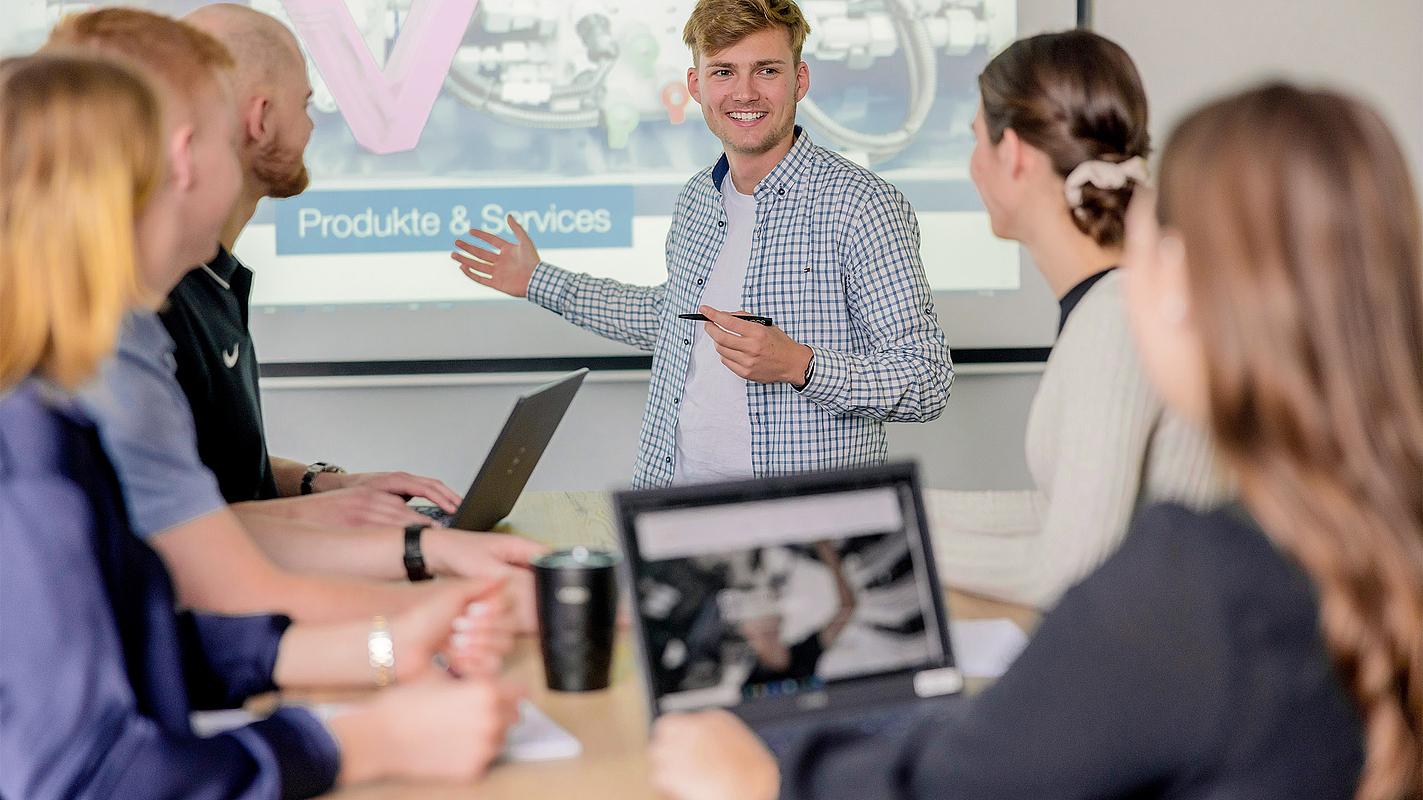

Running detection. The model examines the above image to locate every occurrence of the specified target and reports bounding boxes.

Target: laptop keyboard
[756,702,930,757]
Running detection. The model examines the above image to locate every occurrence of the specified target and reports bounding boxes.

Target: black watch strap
[403,524,434,582]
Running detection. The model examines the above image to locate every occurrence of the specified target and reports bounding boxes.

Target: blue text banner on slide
[277,187,634,255]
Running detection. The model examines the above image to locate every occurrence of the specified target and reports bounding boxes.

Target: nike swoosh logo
[223,344,240,369]
[280,0,480,154]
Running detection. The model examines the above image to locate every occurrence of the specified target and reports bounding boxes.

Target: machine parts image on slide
[10,0,1015,182]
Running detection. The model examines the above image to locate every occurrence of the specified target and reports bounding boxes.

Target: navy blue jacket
[0,380,339,800]
[778,503,1365,799]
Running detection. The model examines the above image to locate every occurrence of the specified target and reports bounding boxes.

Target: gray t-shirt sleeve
[78,312,226,537]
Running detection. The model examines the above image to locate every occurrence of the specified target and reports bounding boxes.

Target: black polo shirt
[159,246,279,503]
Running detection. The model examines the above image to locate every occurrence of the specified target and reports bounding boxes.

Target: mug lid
[534,546,619,570]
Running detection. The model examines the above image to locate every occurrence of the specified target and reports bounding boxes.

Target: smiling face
[687,26,808,160]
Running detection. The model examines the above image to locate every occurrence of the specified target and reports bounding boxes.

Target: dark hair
[1160,83,1423,800]
[978,30,1149,247]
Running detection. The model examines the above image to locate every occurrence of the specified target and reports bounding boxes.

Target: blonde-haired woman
[647,82,1421,800]
[0,54,519,799]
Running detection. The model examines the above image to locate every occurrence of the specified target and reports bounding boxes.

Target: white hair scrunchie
[1064,156,1149,209]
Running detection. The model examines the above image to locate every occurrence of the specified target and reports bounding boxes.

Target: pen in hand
[678,313,774,326]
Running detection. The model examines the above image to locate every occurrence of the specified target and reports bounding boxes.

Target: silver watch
[300,461,346,495]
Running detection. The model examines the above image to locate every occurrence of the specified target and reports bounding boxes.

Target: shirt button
[717,221,725,227]
[777,188,786,196]
[665,456,673,464]
[696,278,704,285]
[673,397,680,404]
[683,338,691,345]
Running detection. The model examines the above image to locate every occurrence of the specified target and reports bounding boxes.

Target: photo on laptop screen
[629,485,945,712]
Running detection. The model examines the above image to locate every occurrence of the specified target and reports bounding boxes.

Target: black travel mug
[533,547,620,692]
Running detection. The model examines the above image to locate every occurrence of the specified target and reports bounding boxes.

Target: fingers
[373,498,434,527]
[342,489,431,526]
[446,599,515,675]
[452,253,495,285]
[507,214,534,248]
[496,681,525,726]
[503,568,539,634]
[721,357,753,380]
[452,237,499,263]
[699,305,757,336]
[461,228,513,252]
[371,472,461,512]
[482,534,550,567]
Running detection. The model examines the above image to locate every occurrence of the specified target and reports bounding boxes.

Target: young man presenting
[453,0,953,488]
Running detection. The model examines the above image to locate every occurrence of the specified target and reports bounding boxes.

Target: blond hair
[0,55,164,391]
[46,7,235,109]
[1160,83,1423,800]
[683,0,811,65]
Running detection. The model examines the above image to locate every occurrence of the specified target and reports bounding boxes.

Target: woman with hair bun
[931,30,1228,609]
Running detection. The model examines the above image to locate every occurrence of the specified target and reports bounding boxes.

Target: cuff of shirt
[236,707,341,800]
[526,262,573,315]
[795,345,851,406]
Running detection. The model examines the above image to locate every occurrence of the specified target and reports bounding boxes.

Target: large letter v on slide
[280,0,479,154]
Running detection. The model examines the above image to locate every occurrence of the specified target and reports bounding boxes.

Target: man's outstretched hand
[451,215,541,298]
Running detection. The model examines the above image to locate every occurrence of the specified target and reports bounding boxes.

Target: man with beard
[452,0,952,488]
[166,4,459,525]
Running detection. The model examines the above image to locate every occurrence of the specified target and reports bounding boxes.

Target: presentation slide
[7,0,1073,364]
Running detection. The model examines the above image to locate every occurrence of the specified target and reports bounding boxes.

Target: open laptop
[614,463,963,754]
[417,368,587,531]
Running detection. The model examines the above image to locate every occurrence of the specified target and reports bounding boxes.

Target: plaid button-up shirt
[528,129,953,488]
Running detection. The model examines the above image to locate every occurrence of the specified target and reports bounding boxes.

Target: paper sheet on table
[501,699,582,762]
[949,618,1030,679]
[193,699,580,763]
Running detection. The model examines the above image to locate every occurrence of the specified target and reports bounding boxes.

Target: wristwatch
[300,461,346,495]
[403,523,434,582]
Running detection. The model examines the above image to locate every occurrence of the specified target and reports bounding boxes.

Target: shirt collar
[203,244,242,285]
[710,125,816,197]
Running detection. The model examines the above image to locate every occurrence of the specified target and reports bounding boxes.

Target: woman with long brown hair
[645,81,1422,800]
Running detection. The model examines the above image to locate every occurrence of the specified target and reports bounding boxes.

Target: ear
[794,60,809,102]
[999,127,1028,180]
[241,94,270,147]
[168,123,196,191]
[687,66,701,106]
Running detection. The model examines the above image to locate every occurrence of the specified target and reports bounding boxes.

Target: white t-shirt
[673,177,756,485]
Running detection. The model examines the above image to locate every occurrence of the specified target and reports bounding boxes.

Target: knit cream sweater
[929,271,1230,608]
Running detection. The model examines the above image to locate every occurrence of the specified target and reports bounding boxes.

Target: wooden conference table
[322,491,1038,800]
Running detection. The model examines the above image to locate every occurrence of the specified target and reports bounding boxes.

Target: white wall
[260,0,1423,493]
[1096,0,1423,180]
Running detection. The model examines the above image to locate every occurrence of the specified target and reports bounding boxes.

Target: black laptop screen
[628,481,947,713]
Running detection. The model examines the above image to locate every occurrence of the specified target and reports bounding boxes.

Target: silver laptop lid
[615,463,960,725]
